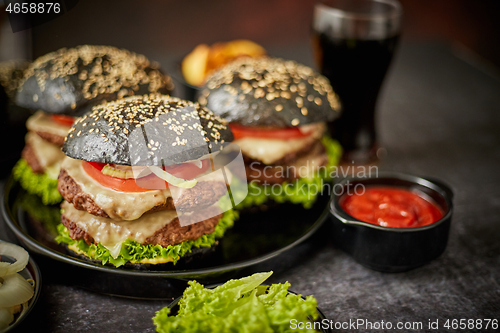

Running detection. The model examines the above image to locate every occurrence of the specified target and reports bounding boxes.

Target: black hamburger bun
[0,60,29,101]
[62,93,233,166]
[15,45,174,116]
[199,57,341,127]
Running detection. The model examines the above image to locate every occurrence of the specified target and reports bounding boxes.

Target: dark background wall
[16,0,500,72]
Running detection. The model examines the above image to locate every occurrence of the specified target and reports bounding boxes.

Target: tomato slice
[163,159,211,180]
[82,160,211,192]
[83,162,160,192]
[51,114,75,127]
[229,123,311,140]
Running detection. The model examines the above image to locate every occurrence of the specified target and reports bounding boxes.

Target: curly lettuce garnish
[55,208,238,267]
[153,272,320,333]
[12,159,62,205]
[18,192,61,236]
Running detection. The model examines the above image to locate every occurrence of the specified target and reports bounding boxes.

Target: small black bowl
[0,254,42,332]
[329,172,453,272]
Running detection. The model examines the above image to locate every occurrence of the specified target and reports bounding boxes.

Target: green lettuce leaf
[259,283,319,332]
[155,296,274,333]
[177,272,273,317]
[12,159,62,205]
[55,208,238,267]
[236,136,342,209]
[18,192,61,236]
[153,272,320,333]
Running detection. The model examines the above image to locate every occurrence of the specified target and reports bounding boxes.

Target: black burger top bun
[63,94,233,166]
[199,57,341,128]
[0,60,29,100]
[15,45,174,116]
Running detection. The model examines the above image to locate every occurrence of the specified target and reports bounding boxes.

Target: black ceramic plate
[0,254,42,333]
[166,287,332,333]
[1,177,330,299]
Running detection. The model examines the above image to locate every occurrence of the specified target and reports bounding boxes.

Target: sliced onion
[192,159,203,168]
[101,164,153,179]
[0,242,29,277]
[0,273,34,308]
[104,242,123,260]
[148,166,198,189]
[114,164,153,178]
[0,307,14,330]
[298,124,317,135]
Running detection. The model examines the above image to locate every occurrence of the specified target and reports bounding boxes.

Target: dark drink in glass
[313,0,402,164]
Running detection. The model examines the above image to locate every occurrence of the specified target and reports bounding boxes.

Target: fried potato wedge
[182,40,266,86]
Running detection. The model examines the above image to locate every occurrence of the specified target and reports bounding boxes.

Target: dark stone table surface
[1,41,499,332]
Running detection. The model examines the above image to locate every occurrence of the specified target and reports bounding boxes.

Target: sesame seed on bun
[63,93,233,166]
[199,57,341,128]
[15,45,174,116]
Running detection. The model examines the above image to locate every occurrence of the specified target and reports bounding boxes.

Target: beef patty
[21,143,44,174]
[58,168,228,218]
[61,212,221,248]
[35,131,65,147]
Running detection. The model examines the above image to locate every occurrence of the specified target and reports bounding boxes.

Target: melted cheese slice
[62,201,178,258]
[62,201,223,260]
[26,111,72,137]
[235,123,326,165]
[25,132,66,178]
[62,157,230,221]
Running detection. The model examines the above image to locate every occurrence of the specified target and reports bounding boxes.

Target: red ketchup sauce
[340,187,443,228]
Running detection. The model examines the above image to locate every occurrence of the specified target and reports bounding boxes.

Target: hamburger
[12,45,174,204]
[199,57,342,208]
[55,94,237,267]
[0,60,30,177]
[0,60,29,105]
